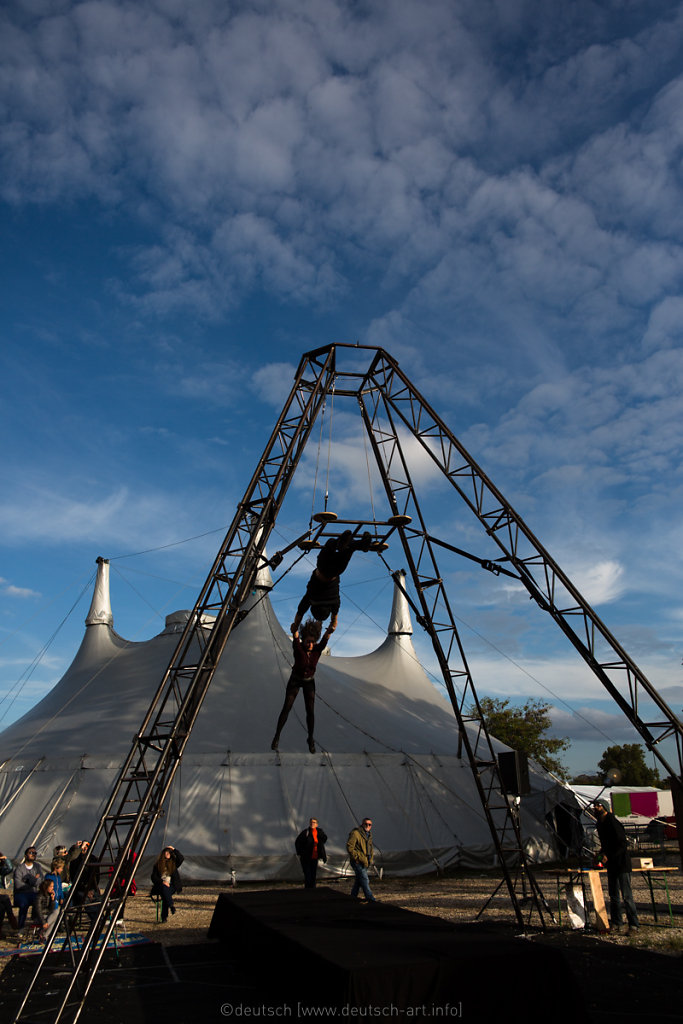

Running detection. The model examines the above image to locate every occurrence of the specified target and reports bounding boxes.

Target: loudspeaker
[498,750,531,795]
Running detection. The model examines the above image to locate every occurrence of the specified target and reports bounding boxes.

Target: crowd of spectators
[0,838,101,943]
[1,838,179,944]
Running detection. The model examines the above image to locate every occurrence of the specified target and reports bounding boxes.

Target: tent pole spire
[85,557,113,627]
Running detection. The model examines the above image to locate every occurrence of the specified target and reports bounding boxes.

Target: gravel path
[112,867,683,954]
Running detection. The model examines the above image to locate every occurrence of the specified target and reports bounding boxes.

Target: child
[35,878,59,941]
[45,858,65,906]
[272,619,334,753]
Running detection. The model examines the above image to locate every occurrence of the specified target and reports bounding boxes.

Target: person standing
[67,840,93,892]
[70,842,100,907]
[151,846,184,923]
[593,800,639,933]
[346,818,377,903]
[295,817,328,888]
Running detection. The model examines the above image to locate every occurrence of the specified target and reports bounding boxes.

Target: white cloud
[252,362,298,407]
[0,480,207,550]
[549,706,643,744]
[1,582,41,599]
[643,295,683,350]
[657,684,683,707]
[1,0,680,332]
[560,559,625,607]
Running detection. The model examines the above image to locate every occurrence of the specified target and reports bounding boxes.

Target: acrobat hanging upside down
[290,530,372,636]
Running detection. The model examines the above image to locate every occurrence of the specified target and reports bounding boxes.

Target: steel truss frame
[14,343,683,1024]
[357,349,682,780]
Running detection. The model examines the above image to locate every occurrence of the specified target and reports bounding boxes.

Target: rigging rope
[109,524,230,561]
[2,582,192,762]
[310,394,327,526]
[323,383,335,513]
[365,753,441,868]
[375,552,616,746]
[261,587,483,865]
[362,425,377,533]
[0,575,95,724]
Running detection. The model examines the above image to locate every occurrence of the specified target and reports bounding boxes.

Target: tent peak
[254,552,273,590]
[388,570,413,636]
[163,609,217,634]
[85,557,113,627]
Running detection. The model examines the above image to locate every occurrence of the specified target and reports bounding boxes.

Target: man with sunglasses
[346,818,377,903]
[13,846,44,928]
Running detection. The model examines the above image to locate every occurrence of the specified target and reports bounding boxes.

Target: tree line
[476,696,664,786]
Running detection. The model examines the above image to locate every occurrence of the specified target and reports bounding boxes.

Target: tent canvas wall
[0,558,576,880]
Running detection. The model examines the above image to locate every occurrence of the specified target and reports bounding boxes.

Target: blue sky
[1,0,682,778]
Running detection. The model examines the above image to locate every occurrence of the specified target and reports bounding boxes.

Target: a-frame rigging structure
[14,343,683,1024]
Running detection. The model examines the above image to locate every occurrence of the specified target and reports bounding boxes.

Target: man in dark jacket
[13,846,44,927]
[593,800,639,933]
[295,818,328,888]
[69,841,102,923]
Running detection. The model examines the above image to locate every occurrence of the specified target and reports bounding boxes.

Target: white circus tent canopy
[0,558,577,880]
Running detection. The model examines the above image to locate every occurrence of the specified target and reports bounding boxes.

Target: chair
[149,891,163,923]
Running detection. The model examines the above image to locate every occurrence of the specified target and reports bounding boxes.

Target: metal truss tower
[14,344,683,1024]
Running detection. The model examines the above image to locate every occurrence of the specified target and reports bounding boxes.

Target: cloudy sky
[1,0,682,777]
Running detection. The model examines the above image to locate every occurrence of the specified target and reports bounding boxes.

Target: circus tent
[0,558,577,880]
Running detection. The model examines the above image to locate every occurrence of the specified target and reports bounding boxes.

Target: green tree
[597,744,660,787]
[475,697,570,781]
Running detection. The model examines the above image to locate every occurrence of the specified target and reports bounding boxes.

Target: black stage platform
[208,887,585,1021]
[3,895,681,1024]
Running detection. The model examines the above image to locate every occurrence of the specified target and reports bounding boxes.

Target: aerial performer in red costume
[271,618,334,753]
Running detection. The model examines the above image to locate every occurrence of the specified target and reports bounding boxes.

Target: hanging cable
[2,579,194,762]
[310,394,328,526]
[0,575,96,724]
[0,568,96,652]
[323,383,335,514]
[375,551,620,748]
[110,564,188,625]
[109,524,231,561]
[362,424,377,533]
[365,753,444,870]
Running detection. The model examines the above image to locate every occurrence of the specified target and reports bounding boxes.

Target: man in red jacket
[295,818,328,888]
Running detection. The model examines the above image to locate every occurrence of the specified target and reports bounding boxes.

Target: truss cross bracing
[14,343,683,1024]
